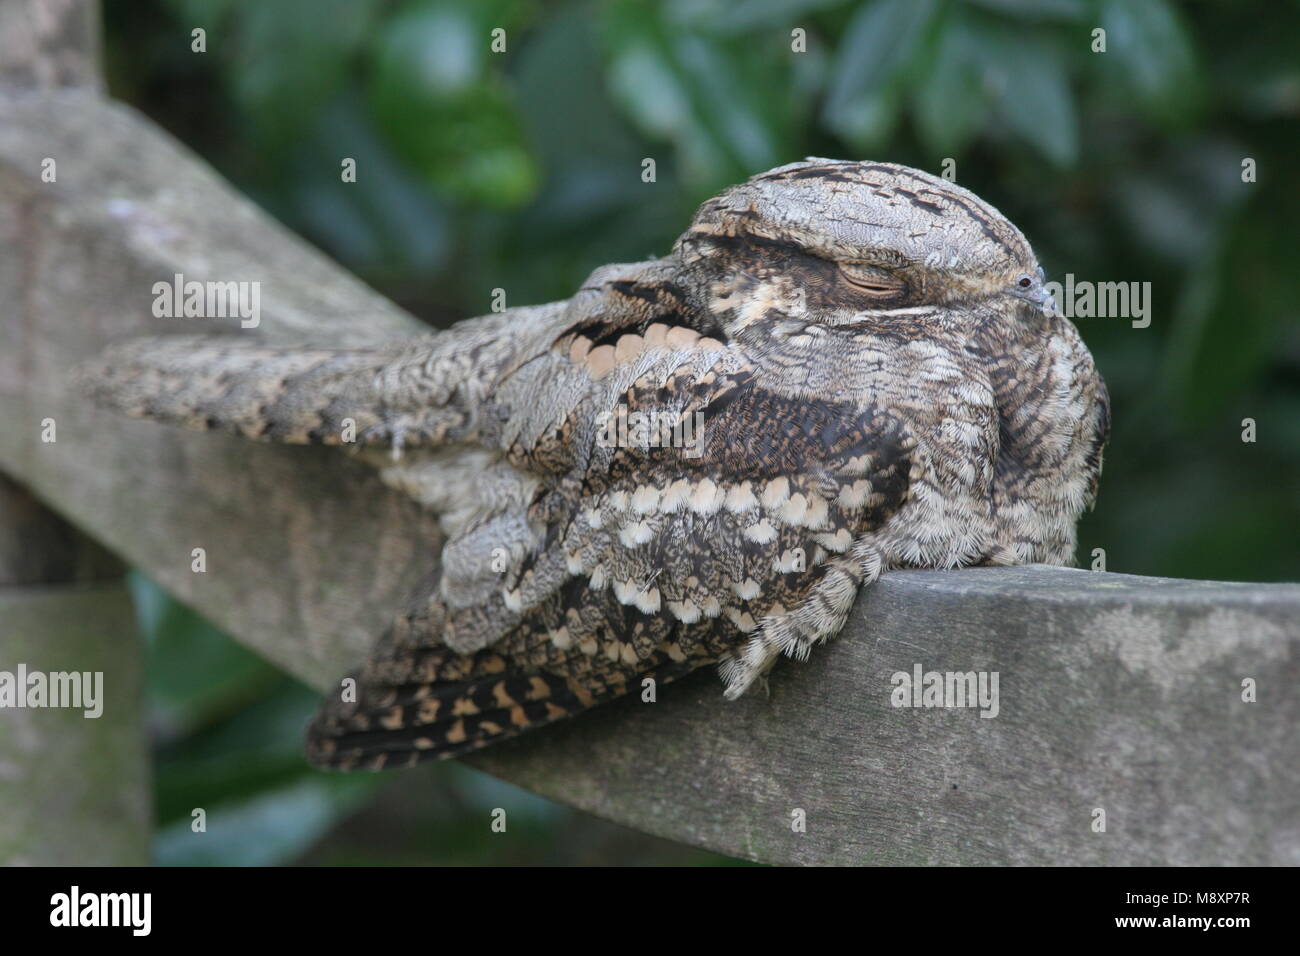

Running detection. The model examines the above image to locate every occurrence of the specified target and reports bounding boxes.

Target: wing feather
[307,331,913,768]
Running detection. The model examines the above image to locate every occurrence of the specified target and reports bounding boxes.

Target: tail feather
[305,665,610,770]
[305,644,706,770]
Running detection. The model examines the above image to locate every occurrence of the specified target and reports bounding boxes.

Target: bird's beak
[1034,266,1057,316]
[1036,286,1059,317]
[1011,272,1058,317]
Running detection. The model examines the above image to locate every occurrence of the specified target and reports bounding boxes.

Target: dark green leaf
[822,0,938,147]
[978,27,1078,166]
[912,13,989,156]
[1098,0,1198,122]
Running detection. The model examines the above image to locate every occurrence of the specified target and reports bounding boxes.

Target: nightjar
[80,159,1110,770]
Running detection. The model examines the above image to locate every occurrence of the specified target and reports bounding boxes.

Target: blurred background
[98,0,1299,864]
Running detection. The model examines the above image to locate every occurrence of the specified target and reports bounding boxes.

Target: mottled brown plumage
[78,159,1109,770]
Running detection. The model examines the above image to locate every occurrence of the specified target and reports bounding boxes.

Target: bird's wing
[306,319,915,770]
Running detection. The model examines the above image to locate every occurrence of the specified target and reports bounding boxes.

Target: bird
[78,158,1110,771]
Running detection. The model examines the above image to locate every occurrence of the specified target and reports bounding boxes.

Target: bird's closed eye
[837,261,907,298]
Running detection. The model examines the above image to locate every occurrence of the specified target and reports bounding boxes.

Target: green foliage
[371,0,538,206]
[103,0,1300,862]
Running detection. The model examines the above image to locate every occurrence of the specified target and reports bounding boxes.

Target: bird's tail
[305,629,709,770]
[305,643,623,770]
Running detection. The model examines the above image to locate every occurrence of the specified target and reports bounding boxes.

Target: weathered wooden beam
[2,86,1297,865]
[472,565,1300,864]
[0,477,150,866]
[0,0,150,866]
[0,0,101,93]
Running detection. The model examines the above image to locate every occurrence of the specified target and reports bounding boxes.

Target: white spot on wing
[668,599,701,623]
[761,476,790,509]
[619,521,654,548]
[631,484,661,514]
[724,482,758,513]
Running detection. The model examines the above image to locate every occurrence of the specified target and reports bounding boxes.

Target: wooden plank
[1,89,1297,865]
[0,535,149,865]
[0,0,101,92]
[0,0,149,868]
[471,565,1300,864]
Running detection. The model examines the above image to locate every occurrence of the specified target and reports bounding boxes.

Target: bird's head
[674,158,1056,342]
